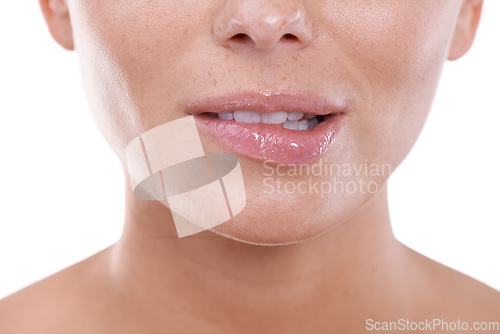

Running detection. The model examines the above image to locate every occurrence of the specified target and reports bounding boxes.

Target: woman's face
[59,0,477,244]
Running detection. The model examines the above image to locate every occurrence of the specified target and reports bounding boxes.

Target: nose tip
[214,0,314,51]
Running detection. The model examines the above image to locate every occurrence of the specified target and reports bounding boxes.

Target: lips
[183,90,347,165]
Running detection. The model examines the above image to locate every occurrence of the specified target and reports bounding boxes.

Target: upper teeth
[211,111,320,130]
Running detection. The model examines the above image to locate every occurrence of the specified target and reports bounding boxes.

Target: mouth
[184,90,347,165]
[202,110,327,131]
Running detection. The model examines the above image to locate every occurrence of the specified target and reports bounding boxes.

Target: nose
[214,0,314,51]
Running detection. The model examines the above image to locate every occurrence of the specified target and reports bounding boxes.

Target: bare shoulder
[406,245,500,322]
[0,246,114,334]
[443,268,500,319]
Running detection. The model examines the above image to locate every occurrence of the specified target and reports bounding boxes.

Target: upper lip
[181,90,347,116]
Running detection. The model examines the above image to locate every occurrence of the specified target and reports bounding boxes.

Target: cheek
[69,0,207,161]
[323,1,458,90]
[320,1,460,165]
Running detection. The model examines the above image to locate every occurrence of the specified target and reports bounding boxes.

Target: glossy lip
[183,90,347,116]
[183,90,348,166]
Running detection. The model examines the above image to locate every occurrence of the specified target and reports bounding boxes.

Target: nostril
[230,32,300,47]
[214,2,314,51]
[232,33,251,42]
[282,34,298,41]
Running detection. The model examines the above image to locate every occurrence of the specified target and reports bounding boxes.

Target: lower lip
[194,114,346,165]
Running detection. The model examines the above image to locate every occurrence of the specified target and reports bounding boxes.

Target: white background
[0,2,498,299]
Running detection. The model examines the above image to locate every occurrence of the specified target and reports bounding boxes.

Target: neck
[108,177,413,331]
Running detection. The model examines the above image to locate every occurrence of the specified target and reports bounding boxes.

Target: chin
[207,189,369,246]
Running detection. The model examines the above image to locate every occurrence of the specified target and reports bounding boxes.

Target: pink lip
[183,90,347,165]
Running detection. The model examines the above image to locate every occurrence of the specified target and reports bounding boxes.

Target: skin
[1,0,499,333]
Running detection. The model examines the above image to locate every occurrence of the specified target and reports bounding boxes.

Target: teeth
[211,111,322,131]
[308,117,319,129]
[282,120,299,130]
[261,111,288,124]
[298,119,309,130]
[287,111,304,121]
[234,111,261,123]
[218,112,234,121]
